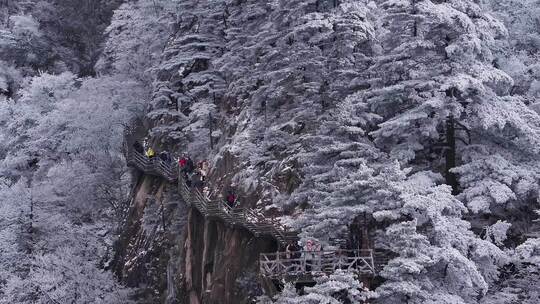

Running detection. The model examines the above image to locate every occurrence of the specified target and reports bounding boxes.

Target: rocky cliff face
[184,209,276,304]
[113,1,377,302]
[113,160,278,304]
[112,172,187,303]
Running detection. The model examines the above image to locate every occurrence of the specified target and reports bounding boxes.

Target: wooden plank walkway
[126,149,297,245]
[126,150,177,182]
[126,147,379,285]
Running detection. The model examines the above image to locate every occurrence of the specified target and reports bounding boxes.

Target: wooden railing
[177,172,296,244]
[126,149,177,182]
[259,249,376,279]
[126,148,296,245]
[126,147,385,282]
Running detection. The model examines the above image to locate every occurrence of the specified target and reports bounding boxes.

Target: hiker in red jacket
[178,154,187,167]
[224,183,239,209]
[226,190,237,209]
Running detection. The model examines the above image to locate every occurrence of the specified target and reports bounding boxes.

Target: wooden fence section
[126,149,177,182]
[260,249,376,280]
[127,148,296,245]
[177,173,297,245]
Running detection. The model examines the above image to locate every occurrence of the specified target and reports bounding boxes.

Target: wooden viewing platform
[260,249,376,281]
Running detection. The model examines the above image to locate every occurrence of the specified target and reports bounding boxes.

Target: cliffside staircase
[126,146,383,293]
[126,148,178,182]
[126,148,297,245]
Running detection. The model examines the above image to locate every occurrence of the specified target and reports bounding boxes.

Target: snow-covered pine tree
[363,0,540,243]
[259,271,368,304]
[290,97,383,242]
[293,150,506,303]
[148,0,227,155]
[485,0,540,101]
[371,169,507,304]
[96,0,180,86]
[216,0,376,202]
[365,0,510,189]
[480,237,540,304]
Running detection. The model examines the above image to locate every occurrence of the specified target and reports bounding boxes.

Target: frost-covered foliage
[0,13,50,72]
[364,0,533,172]
[142,0,540,303]
[486,0,540,100]
[0,71,142,302]
[1,0,539,303]
[480,238,540,304]
[1,246,133,304]
[372,170,508,304]
[439,0,540,238]
[259,271,369,304]
[96,0,180,85]
[0,0,123,75]
[295,158,507,303]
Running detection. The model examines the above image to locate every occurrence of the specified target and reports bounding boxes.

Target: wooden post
[361,213,370,250]
[302,252,306,275]
[276,252,281,275]
[264,100,267,123]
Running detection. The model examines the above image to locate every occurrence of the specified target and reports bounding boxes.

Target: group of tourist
[284,239,325,271]
[132,140,172,163]
[178,154,208,189]
[132,138,367,278]
[283,239,367,273]
[177,154,238,209]
[132,139,238,209]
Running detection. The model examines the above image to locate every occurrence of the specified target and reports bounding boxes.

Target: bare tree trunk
[445,115,459,194]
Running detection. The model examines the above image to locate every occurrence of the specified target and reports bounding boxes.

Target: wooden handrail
[261,249,375,260]
[259,249,376,278]
[126,146,384,282]
[127,147,298,245]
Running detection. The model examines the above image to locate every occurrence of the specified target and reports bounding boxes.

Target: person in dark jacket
[226,191,236,209]
[192,171,204,190]
[159,151,170,163]
[185,157,195,173]
[286,241,302,267]
[290,242,302,259]
[133,141,143,154]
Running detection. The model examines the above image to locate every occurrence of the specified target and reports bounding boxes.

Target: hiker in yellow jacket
[145,147,155,158]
